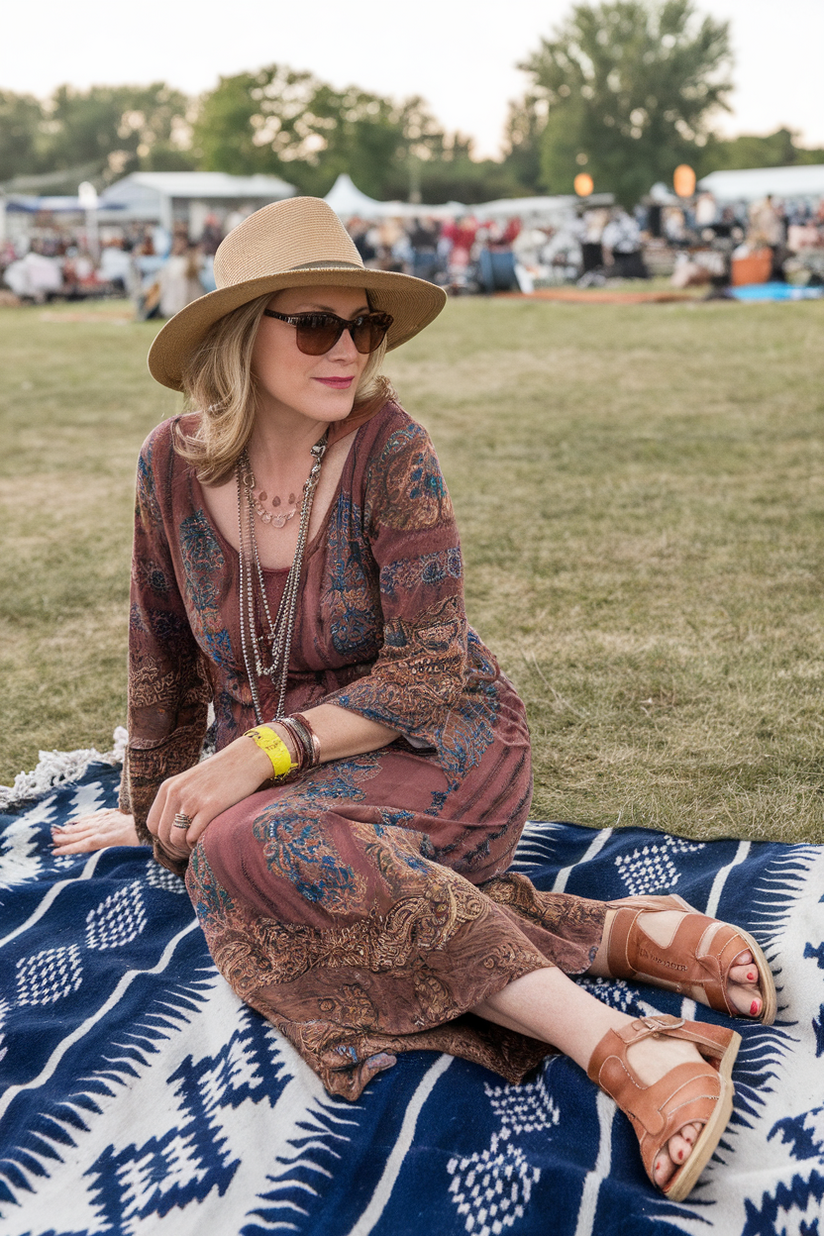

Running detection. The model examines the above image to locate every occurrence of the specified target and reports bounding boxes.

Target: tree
[43,83,193,181]
[519,0,733,206]
[189,70,276,177]
[696,127,824,176]
[500,94,550,194]
[191,66,449,199]
[0,90,45,183]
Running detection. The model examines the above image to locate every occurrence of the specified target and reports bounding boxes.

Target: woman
[52,197,776,1202]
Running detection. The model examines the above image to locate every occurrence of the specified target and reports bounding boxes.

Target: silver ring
[172,813,193,830]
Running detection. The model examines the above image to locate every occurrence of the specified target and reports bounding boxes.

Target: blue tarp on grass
[731,281,823,301]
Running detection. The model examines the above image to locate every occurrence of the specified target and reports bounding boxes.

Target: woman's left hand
[147,736,275,862]
[52,809,140,854]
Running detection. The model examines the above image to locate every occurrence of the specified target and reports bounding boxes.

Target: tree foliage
[696,127,824,176]
[383,150,527,205]
[501,94,550,194]
[191,65,449,199]
[0,90,44,182]
[44,83,193,177]
[520,0,733,205]
[5,35,823,206]
[0,83,194,186]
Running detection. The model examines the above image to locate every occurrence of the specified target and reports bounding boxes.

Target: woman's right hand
[147,734,275,863]
[51,809,141,854]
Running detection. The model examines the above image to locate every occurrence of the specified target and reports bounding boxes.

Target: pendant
[251,485,299,528]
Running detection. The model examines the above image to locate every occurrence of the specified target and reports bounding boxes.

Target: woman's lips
[314,376,354,389]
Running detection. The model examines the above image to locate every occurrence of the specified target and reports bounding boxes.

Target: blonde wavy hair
[175,292,393,484]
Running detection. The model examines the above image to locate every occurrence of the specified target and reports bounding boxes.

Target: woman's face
[250,284,371,427]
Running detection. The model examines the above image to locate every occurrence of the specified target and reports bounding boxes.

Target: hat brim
[147,265,447,391]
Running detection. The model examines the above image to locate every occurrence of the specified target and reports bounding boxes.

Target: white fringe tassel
[0,727,128,811]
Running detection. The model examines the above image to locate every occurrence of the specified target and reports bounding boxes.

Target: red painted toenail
[751,1000,760,1016]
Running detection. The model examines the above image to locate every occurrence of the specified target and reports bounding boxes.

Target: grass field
[1,294,822,842]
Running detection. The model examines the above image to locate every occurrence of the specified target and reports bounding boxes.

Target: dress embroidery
[120,400,604,1100]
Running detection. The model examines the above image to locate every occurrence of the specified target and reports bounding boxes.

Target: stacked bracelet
[278,714,322,772]
[245,716,323,782]
[291,713,322,768]
[243,726,294,780]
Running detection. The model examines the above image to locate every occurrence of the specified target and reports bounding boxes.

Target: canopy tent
[96,171,295,229]
[322,173,464,221]
[3,195,114,214]
[322,174,602,224]
[473,193,612,223]
[698,164,824,203]
[322,173,401,219]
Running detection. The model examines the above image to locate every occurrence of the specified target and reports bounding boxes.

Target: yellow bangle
[244,726,294,780]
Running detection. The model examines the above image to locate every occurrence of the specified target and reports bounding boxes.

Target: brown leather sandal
[587,1013,741,1201]
[603,894,777,1024]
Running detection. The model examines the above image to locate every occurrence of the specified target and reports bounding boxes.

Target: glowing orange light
[673,164,696,197]
[574,172,594,197]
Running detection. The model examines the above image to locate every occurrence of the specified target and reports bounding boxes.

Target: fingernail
[747,970,756,982]
[751,1000,760,1016]
[677,1148,684,1162]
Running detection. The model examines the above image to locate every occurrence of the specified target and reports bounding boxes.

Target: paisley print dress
[121,401,606,1098]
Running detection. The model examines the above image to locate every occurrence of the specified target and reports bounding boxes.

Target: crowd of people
[2,190,823,310]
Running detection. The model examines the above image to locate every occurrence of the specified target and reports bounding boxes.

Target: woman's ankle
[585,908,617,977]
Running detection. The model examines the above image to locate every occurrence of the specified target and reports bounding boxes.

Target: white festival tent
[322,173,591,224]
[698,164,824,203]
[96,172,295,230]
[472,193,612,223]
[323,173,467,220]
[323,174,404,219]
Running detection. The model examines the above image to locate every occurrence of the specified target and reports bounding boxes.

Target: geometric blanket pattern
[1,760,823,1236]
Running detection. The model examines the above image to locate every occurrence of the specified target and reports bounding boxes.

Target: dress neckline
[189,425,360,575]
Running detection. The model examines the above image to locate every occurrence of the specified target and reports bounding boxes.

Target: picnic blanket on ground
[1,753,823,1236]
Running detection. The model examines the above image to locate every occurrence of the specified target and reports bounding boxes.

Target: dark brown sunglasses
[262,308,393,355]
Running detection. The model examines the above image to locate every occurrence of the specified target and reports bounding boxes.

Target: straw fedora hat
[148,196,447,391]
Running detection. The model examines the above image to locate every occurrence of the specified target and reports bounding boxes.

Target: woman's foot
[473,967,734,1196]
[633,910,764,1018]
[590,895,777,1024]
[587,1014,740,1200]
[624,1032,707,1188]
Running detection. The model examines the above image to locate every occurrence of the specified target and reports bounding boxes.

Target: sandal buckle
[640,1015,683,1033]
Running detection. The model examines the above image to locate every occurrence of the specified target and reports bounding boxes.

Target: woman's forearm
[268,703,398,766]
[146,705,399,872]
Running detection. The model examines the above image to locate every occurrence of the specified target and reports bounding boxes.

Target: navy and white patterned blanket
[1,760,823,1236]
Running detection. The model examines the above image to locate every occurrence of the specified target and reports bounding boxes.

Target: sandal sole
[665,1028,741,1201]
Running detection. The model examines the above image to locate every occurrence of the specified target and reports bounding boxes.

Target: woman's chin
[312,393,360,422]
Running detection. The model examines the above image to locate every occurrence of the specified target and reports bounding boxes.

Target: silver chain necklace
[236,432,328,723]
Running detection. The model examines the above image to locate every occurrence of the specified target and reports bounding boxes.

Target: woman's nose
[327,326,359,360]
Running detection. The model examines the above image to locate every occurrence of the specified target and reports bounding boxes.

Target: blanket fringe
[0,727,127,810]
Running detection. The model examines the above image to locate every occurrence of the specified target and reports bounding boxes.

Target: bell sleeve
[119,426,210,842]
[324,419,498,787]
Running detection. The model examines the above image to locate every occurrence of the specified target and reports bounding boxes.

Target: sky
[3,0,823,160]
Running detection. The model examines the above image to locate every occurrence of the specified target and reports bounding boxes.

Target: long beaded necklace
[236,432,328,723]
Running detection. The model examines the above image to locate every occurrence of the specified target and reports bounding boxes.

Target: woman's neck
[246,404,328,468]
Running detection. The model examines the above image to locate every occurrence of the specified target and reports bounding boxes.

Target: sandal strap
[587,1015,739,1198]
[588,1014,733,1068]
[606,902,750,1016]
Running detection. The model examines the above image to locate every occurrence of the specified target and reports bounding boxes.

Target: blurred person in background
[602,206,649,279]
